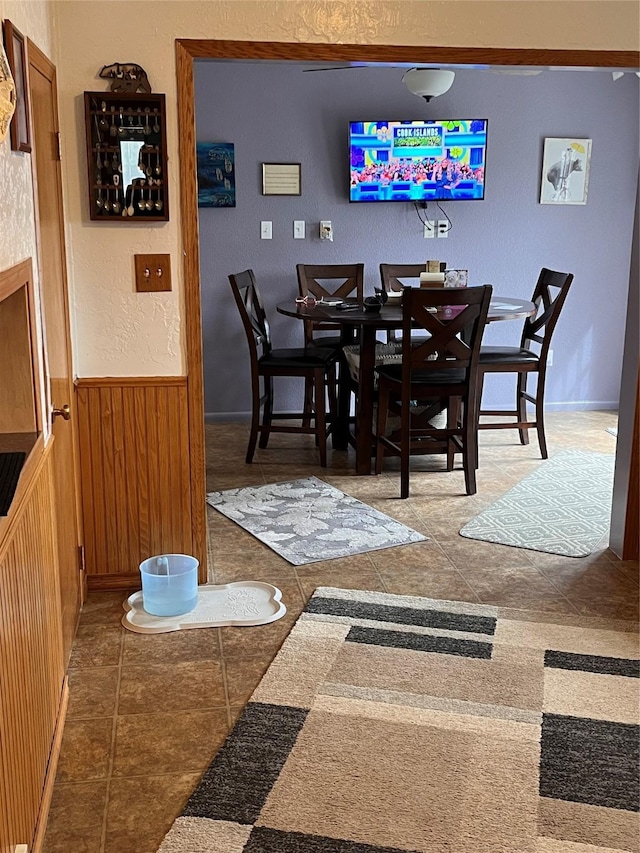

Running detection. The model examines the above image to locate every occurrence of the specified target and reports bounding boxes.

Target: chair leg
[327,363,338,431]
[258,377,273,449]
[517,373,529,446]
[314,369,328,467]
[246,378,262,463]
[446,398,460,471]
[535,372,548,459]
[375,381,390,475]
[462,399,478,496]
[302,376,313,429]
[475,371,485,470]
[400,392,411,499]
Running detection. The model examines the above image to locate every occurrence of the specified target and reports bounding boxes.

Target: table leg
[333,324,356,451]
[355,325,377,475]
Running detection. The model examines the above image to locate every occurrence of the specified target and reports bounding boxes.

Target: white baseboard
[205,403,618,423]
[541,401,618,412]
[205,411,251,423]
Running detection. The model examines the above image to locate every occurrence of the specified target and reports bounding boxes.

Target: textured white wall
[52,0,640,377]
[0,0,55,431]
[0,0,53,272]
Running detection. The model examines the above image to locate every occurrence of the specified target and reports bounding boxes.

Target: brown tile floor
[43,411,638,853]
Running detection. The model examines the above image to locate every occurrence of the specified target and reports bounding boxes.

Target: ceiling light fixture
[402,68,455,102]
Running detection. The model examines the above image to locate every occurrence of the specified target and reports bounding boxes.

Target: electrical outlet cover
[320,220,333,241]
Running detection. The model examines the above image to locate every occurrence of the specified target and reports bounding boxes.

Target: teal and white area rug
[460,450,615,557]
[207,477,426,565]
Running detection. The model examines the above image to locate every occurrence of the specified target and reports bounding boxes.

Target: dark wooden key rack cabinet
[84,91,169,222]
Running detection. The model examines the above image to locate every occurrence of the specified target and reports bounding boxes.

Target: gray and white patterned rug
[206,476,426,565]
[459,450,615,557]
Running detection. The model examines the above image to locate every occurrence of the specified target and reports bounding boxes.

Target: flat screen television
[349,120,487,203]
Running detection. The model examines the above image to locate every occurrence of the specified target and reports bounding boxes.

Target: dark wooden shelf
[84,91,169,223]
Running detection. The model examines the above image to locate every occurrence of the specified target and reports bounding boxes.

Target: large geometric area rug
[206,477,426,565]
[158,587,640,853]
[459,450,615,557]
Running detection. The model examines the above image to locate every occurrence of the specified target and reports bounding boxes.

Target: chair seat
[376,364,466,385]
[308,334,343,351]
[260,347,337,370]
[479,346,539,364]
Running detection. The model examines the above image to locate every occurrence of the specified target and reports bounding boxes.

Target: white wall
[0,0,56,431]
[0,0,54,271]
[52,0,640,377]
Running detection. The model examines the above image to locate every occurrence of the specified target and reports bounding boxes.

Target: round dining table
[277,295,536,475]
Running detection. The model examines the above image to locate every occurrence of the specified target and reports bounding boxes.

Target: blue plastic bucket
[139,554,199,617]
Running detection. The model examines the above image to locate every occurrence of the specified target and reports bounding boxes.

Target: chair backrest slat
[402,285,493,387]
[296,263,364,343]
[380,264,425,292]
[229,269,272,359]
[522,268,573,353]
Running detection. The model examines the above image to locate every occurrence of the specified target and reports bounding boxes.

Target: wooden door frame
[175,39,640,575]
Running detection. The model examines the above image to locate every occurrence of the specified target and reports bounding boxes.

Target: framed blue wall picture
[197,142,235,207]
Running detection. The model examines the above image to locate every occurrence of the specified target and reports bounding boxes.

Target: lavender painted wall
[195,62,639,419]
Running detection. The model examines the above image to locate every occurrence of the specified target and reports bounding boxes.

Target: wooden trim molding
[0,256,33,302]
[0,442,65,851]
[176,38,640,580]
[87,572,151,592]
[0,257,42,435]
[76,376,188,388]
[176,39,639,68]
[0,432,45,550]
[32,676,69,853]
[75,376,201,584]
[176,40,208,582]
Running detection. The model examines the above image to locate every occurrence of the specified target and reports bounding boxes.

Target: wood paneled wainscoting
[75,377,202,588]
[0,439,68,852]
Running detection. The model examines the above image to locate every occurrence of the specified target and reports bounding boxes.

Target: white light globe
[402,68,455,101]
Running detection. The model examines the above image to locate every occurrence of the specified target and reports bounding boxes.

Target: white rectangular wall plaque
[262,162,301,195]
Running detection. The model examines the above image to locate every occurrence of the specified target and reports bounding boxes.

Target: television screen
[349,120,487,202]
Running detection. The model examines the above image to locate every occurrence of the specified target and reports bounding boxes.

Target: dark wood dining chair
[379,263,425,293]
[477,267,573,459]
[375,284,492,498]
[380,264,429,342]
[229,269,338,466]
[296,263,364,349]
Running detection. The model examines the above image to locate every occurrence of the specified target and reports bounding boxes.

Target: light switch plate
[134,254,172,292]
[294,220,305,239]
[261,221,273,239]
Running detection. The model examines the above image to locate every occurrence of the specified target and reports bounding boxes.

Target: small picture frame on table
[444,269,468,288]
[2,20,30,153]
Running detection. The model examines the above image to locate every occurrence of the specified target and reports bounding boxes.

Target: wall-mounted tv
[349,120,487,203]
